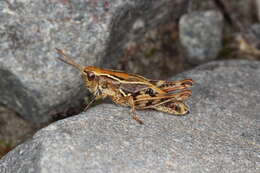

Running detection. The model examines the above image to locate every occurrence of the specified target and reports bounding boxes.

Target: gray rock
[0,0,188,123]
[251,24,260,39]
[1,60,259,173]
[247,23,260,50]
[179,11,223,65]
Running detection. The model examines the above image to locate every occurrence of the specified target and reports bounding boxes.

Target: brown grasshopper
[56,48,194,124]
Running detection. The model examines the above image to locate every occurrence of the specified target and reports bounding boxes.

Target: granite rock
[0,60,259,173]
[179,10,223,65]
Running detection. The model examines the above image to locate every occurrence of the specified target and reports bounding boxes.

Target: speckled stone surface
[0,60,259,173]
[179,10,223,64]
[0,0,187,123]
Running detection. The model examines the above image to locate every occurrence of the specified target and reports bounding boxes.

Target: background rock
[189,0,256,27]
[179,10,223,64]
[0,0,189,123]
[251,24,260,39]
[0,60,259,173]
[257,0,260,21]
[101,0,191,79]
[0,106,38,158]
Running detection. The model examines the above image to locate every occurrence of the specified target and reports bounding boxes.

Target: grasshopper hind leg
[112,95,144,124]
[152,101,190,115]
[128,96,144,124]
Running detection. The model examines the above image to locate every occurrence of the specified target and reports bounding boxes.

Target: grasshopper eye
[86,71,95,81]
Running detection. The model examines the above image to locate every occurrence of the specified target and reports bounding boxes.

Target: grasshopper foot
[132,114,144,124]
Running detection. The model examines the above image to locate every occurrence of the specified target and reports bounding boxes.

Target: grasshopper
[56,48,194,124]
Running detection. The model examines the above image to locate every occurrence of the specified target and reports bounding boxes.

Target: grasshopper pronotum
[56,48,194,124]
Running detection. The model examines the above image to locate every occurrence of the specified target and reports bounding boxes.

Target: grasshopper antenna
[56,48,84,71]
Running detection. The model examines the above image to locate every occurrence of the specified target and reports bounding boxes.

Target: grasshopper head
[56,48,99,93]
[81,67,99,93]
